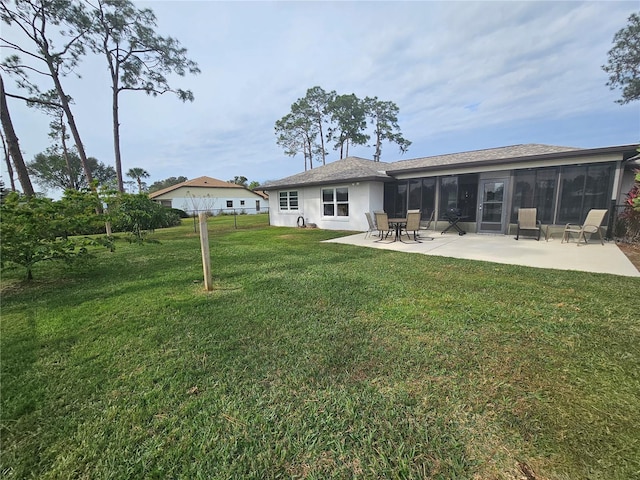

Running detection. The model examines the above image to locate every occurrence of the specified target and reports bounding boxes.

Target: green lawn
[2,214,639,479]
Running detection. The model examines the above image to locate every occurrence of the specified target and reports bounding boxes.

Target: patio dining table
[388,217,407,242]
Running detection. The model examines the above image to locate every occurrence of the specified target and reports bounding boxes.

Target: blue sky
[2,1,639,194]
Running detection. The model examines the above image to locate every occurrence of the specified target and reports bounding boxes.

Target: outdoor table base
[388,218,407,242]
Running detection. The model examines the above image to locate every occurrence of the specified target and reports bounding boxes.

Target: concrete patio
[324,229,640,277]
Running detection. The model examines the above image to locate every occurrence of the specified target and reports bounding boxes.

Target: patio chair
[561,209,607,245]
[515,208,541,241]
[364,212,377,238]
[373,211,393,241]
[404,210,422,242]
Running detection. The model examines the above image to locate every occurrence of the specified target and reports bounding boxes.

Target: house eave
[262,175,392,192]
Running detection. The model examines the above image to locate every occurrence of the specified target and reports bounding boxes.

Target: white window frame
[322,187,349,217]
[279,191,299,211]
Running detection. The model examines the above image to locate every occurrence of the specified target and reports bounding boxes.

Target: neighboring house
[149,176,268,215]
[262,143,639,235]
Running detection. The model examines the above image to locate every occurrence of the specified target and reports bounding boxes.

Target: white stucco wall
[152,186,268,214]
[268,181,385,231]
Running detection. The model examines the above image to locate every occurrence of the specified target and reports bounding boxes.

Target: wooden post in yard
[198,213,212,291]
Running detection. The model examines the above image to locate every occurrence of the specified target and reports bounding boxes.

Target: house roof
[386,143,639,175]
[262,144,639,190]
[261,156,392,190]
[386,144,579,173]
[149,176,245,198]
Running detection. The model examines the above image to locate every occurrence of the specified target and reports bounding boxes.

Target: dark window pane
[408,179,422,210]
[482,203,502,222]
[533,169,556,223]
[324,204,334,216]
[337,203,349,216]
[439,177,457,216]
[421,178,436,219]
[383,183,396,214]
[512,171,536,222]
[336,187,348,202]
[558,166,586,224]
[395,182,407,217]
[322,189,334,202]
[457,174,478,221]
[583,165,612,213]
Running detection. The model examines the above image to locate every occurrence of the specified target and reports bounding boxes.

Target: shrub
[0,192,108,280]
[108,194,180,243]
[616,170,640,243]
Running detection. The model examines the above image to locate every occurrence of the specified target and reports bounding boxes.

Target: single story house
[261,143,639,236]
[149,176,268,215]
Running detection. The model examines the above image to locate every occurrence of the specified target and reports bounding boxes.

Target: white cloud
[2,0,638,193]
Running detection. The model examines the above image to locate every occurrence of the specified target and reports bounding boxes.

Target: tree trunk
[44,53,94,188]
[0,74,35,196]
[1,131,16,191]
[112,86,124,192]
[59,122,75,189]
[316,110,326,166]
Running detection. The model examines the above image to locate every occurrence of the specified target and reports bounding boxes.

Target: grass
[1,214,639,479]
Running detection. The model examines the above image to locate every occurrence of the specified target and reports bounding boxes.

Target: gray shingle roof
[386,144,581,173]
[261,156,392,190]
[261,143,638,189]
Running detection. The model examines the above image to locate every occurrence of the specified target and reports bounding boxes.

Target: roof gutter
[261,174,393,192]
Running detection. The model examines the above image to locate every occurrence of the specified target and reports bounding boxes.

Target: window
[384,179,436,219]
[240,200,245,206]
[322,187,349,217]
[384,181,408,217]
[438,174,478,221]
[256,200,261,212]
[226,200,233,208]
[439,177,458,216]
[279,191,298,211]
[512,168,557,223]
[558,164,613,224]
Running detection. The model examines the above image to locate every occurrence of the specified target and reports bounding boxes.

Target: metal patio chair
[515,208,541,241]
[373,211,393,241]
[403,210,422,242]
[562,209,608,245]
[364,212,377,238]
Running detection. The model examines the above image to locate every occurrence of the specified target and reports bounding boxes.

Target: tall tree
[602,12,640,104]
[303,86,335,166]
[0,0,95,186]
[28,150,116,191]
[0,72,34,195]
[27,88,78,188]
[126,167,149,193]
[86,0,200,192]
[275,109,318,171]
[364,96,411,161]
[327,93,369,159]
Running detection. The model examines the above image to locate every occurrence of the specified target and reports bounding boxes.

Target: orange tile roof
[149,176,244,198]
